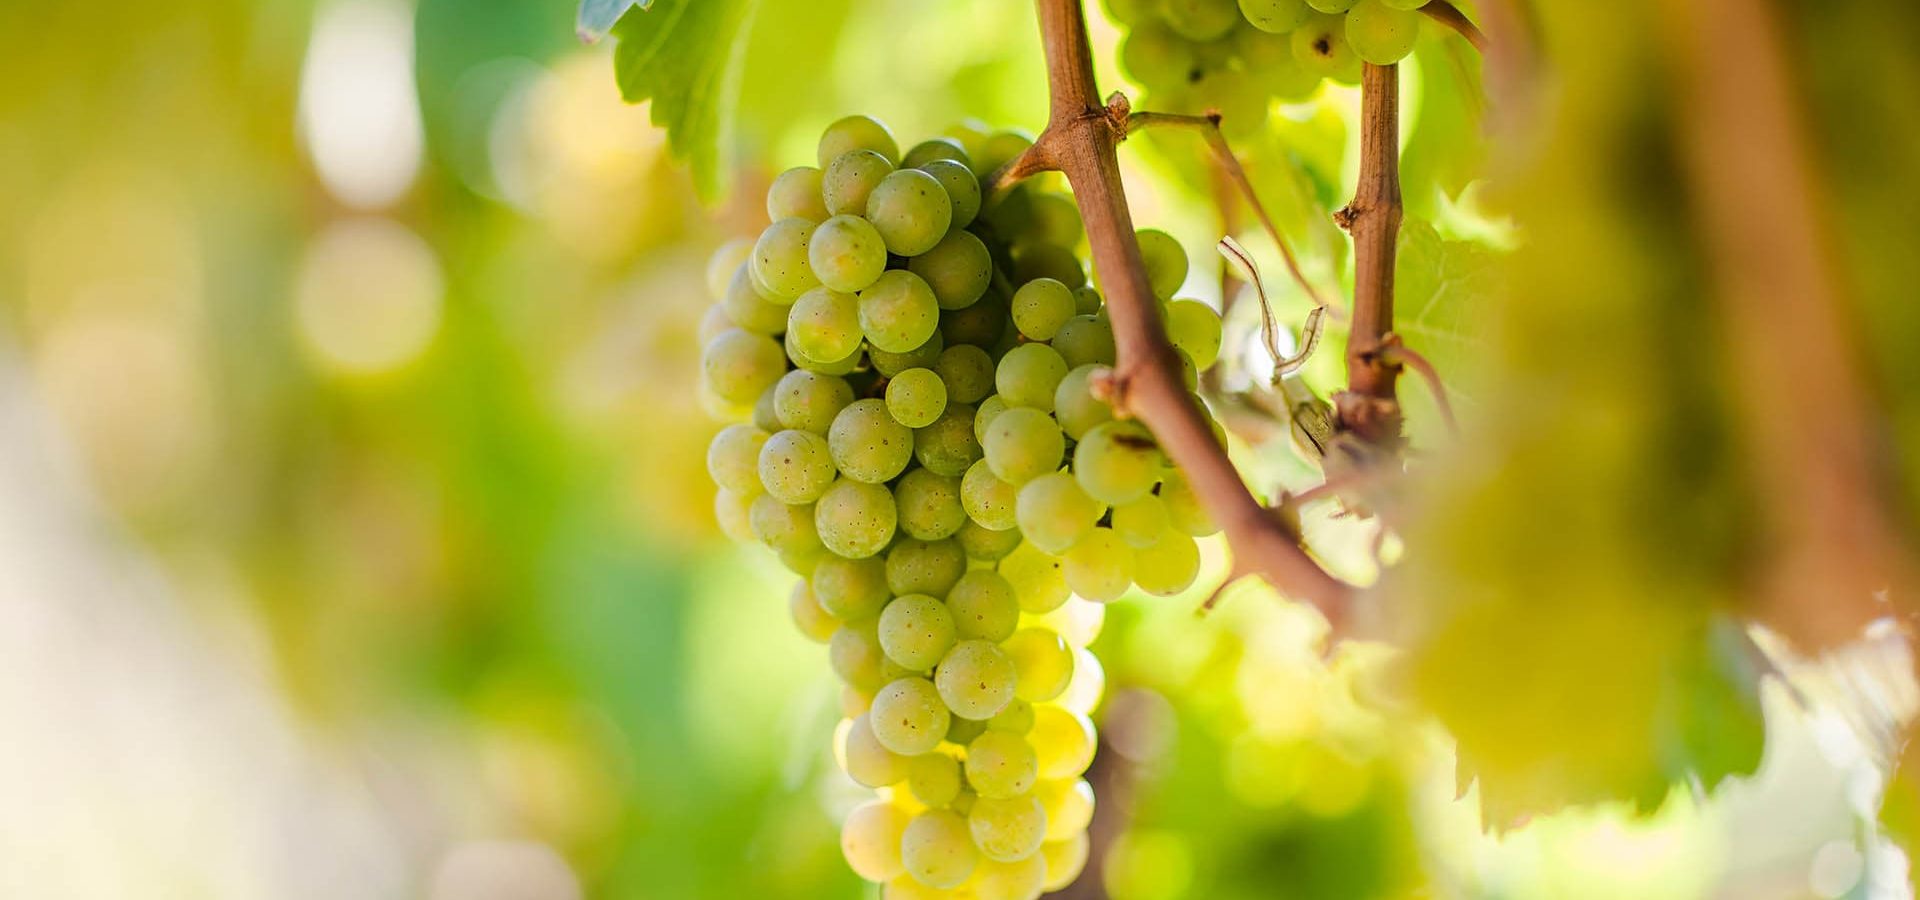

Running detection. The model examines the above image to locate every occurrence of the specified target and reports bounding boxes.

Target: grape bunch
[699,113,1225,898]
[1108,0,1431,129]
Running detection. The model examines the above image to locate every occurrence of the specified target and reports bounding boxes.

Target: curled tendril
[1217,236,1327,382]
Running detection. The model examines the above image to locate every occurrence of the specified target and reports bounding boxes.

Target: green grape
[758,428,836,504]
[973,395,1009,445]
[907,230,992,310]
[1292,12,1359,78]
[901,810,977,889]
[1134,228,1188,299]
[895,468,966,541]
[1307,0,1355,9]
[787,287,863,362]
[870,331,944,378]
[1072,286,1102,316]
[1159,470,1217,535]
[1120,23,1198,91]
[958,519,1023,561]
[823,149,895,216]
[1239,0,1310,31]
[1345,0,1421,64]
[1073,420,1163,505]
[902,137,972,170]
[1026,193,1084,249]
[751,217,821,300]
[981,408,1064,485]
[1101,0,1160,25]
[844,712,910,787]
[832,617,890,691]
[886,367,948,429]
[698,304,734,345]
[813,554,891,619]
[714,488,756,542]
[768,165,830,221]
[1164,0,1239,39]
[859,270,941,353]
[1013,473,1102,555]
[1165,299,1224,369]
[1234,24,1324,100]
[1030,708,1097,781]
[918,159,983,229]
[908,751,964,808]
[706,424,768,495]
[1133,526,1201,595]
[941,290,1011,348]
[973,855,1048,900]
[808,214,887,293]
[784,329,862,376]
[752,382,783,431]
[841,799,911,882]
[816,479,899,558]
[706,237,755,298]
[913,403,983,477]
[968,794,1047,863]
[1111,494,1170,548]
[790,580,841,643]
[995,343,1069,411]
[866,169,953,257]
[722,263,790,335]
[973,130,1035,178]
[1051,315,1117,368]
[830,399,915,483]
[945,118,993,157]
[965,730,1038,799]
[988,696,1035,733]
[776,544,826,577]
[871,677,951,755]
[773,370,855,435]
[961,460,1020,531]
[886,537,968,596]
[1010,278,1075,342]
[818,114,901,167]
[1382,0,1430,7]
[934,345,996,404]
[1041,833,1090,891]
[1004,627,1075,702]
[946,569,1019,641]
[1001,542,1071,613]
[1063,528,1134,602]
[1053,364,1114,440]
[880,875,944,900]
[935,639,1017,719]
[1012,242,1087,289]
[750,494,822,553]
[702,328,786,405]
[1058,646,1104,715]
[1176,66,1270,139]
[946,714,989,747]
[1035,777,1095,840]
[878,594,958,671]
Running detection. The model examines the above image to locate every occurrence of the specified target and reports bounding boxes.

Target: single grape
[870,676,951,755]
[790,580,840,643]
[1014,472,1105,555]
[908,751,964,808]
[886,367,948,429]
[1234,23,1325,101]
[1041,833,1091,891]
[946,714,989,747]
[1159,470,1218,535]
[702,328,786,405]
[941,290,1011,348]
[957,519,1023,561]
[934,345,996,405]
[988,696,1035,733]
[750,494,822,553]
[1111,494,1171,548]
[706,237,755,298]
[1004,627,1075,702]
[698,304,734,345]
[946,568,1019,642]
[886,537,968,596]
[895,468,966,541]
[1072,286,1102,316]
[787,287,864,363]
[722,263,790,335]
[758,428,836,504]
[907,230,992,310]
[995,343,1069,411]
[1027,193,1084,249]
[816,479,899,558]
[752,382,782,431]
[1133,526,1201,595]
[1011,278,1076,341]
[841,799,912,882]
[1134,228,1188,299]
[1292,12,1360,79]
[982,407,1065,485]
[973,130,1035,179]
[776,544,825,578]
[829,398,915,483]
[965,730,1038,799]
[1012,242,1087,289]
[1051,315,1117,368]
[773,369,855,435]
[1382,0,1431,8]
[768,165,830,221]
[1073,420,1163,505]
[1035,777,1095,842]
[1030,707,1097,781]
[901,810,977,889]
[918,158,983,229]
[812,554,891,619]
[913,402,983,477]
[1001,542,1071,613]
[808,214,888,293]
[859,270,941,353]
[866,169,953,257]
[1163,0,1239,39]
[1239,0,1311,32]
[1120,23,1198,91]
[878,593,958,671]
[752,217,821,300]
[1101,0,1159,25]
[935,639,1017,719]
[1345,0,1421,65]
[1165,299,1224,369]
[818,114,900,167]
[1307,0,1356,10]
[784,329,862,376]
[1053,364,1114,440]
[968,794,1047,863]
[823,149,895,216]
[843,711,910,787]
[831,617,889,691]
[706,424,768,495]
[902,137,972,170]
[1063,528,1135,603]
[973,395,1009,446]
[713,488,755,542]
[973,854,1048,900]
[869,331,944,378]
[961,460,1020,532]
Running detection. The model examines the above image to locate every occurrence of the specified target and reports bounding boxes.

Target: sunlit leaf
[610,0,762,199]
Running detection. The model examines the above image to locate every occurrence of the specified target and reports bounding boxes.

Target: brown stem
[1026,0,1355,620]
[1333,63,1406,448]
[1422,0,1489,52]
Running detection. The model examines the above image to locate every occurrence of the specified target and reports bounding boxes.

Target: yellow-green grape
[961,460,1020,532]
[879,593,959,671]
[1012,242,1087,289]
[824,149,895,216]
[1073,420,1164,505]
[896,468,965,541]
[1011,278,1076,342]
[722,263,790,335]
[706,237,755,298]
[941,290,1011,348]
[841,799,912,881]
[1165,299,1223,369]
[750,494,822,554]
[702,328,786,405]
[809,214,888,293]
[752,217,821,300]
[966,731,1038,799]
[1053,364,1114,441]
[1102,0,1159,25]
[784,329,862,376]
[859,270,942,354]
[773,370,854,435]
[1164,0,1240,39]
[816,479,899,558]
[1134,228,1188,299]
[1344,0,1421,64]
[1041,834,1091,891]
[982,408,1065,486]
[934,345,996,405]
[880,874,948,900]
[1004,628,1075,702]
[1072,286,1102,316]
[871,677,951,755]
[935,639,1017,719]
[832,617,890,691]
[768,165,830,221]
[829,399,913,483]
[1063,527,1135,602]
[714,488,756,542]
[1030,707,1096,781]
[699,304,734,345]
[972,855,1047,900]
[908,751,965,808]
[1293,12,1360,80]
[706,424,768,495]
[758,429,835,504]
[1058,646,1105,715]
[973,395,1009,445]
[867,169,953,257]
[904,137,972,170]
[988,696,1035,733]
[844,712,911,787]
[1134,527,1201,595]
[1381,0,1430,8]
[1036,778,1095,842]
[887,537,968,596]
[790,581,840,643]
[1159,469,1217,536]
[914,403,983,477]
[1026,193,1084,249]
[871,331,945,378]
[973,130,1035,178]
[958,519,1023,561]
[1014,472,1104,555]
[947,714,989,747]
[819,114,901,168]
[945,118,993,156]
[1002,542,1071,613]
[1306,0,1356,10]
[918,158,982,230]
[968,794,1047,862]
[1112,494,1171,548]
[788,287,862,363]
[752,383,783,431]
[1051,315,1117,369]
[908,230,993,310]
[901,810,978,888]
[1239,0,1311,32]
[884,369,946,432]
[776,545,824,577]
[1234,23,1324,101]
[1120,23,1197,91]
[813,554,891,619]
[996,344,1069,412]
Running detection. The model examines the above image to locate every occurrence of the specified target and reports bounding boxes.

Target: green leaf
[577,0,651,42]
[610,0,762,200]
[1391,218,1498,423]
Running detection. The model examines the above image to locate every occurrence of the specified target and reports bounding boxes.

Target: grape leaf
[577,0,652,42]
[1392,219,1494,384]
[609,0,762,200]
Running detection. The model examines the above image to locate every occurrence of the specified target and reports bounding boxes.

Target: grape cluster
[1108,0,1431,128]
[699,114,1225,899]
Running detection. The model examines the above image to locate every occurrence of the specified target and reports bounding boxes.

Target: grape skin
[819,114,900,167]
[885,367,949,430]
[870,676,951,755]
[858,270,942,353]
[866,169,953,257]
[982,407,1065,486]
[816,479,898,558]
[841,800,911,881]
[809,214,888,293]
[935,639,1017,720]
[767,165,830,221]
[752,217,822,300]
[901,809,977,888]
